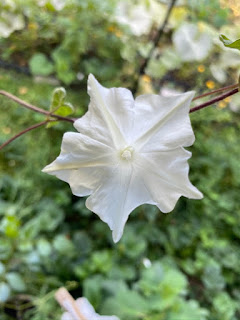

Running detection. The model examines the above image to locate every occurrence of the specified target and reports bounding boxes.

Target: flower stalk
[0,90,75,123]
[190,87,239,113]
[0,120,51,151]
[193,83,239,101]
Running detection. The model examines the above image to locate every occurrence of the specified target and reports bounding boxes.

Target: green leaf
[52,48,76,84]
[36,238,52,257]
[83,275,104,308]
[0,262,5,275]
[108,264,136,281]
[213,292,237,320]
[168,300,209,320]
[202,262,225,292]
[53,234,75,257]
[47,88,74,127]
[0,238,12,260]
[0,282,11,303]
[219,34,240,50]
[54,102,74,116]
[6,272,26,292]
[117,226,146,259]
[136,262,164,296]
[50,87,66,112]
[29,53,54,76]
[91,250,113,274]
[101,288,149,319]
[1,215,20,238]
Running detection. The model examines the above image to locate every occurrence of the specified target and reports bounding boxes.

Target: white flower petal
[86,162,154,243]
[44,167,108,197]
[173,23,212,62]
[42,132,115,196]
[86,164,132,243]
[133,91,195,151]
[74,74,135,149]
[134,148,203,213]
[75,297,96,318]
[43,132,114,170]
[43,74,203,242]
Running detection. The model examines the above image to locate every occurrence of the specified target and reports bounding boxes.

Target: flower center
[120,146,134,161]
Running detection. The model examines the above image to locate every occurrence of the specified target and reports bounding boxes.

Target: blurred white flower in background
[0,12,24,38]
[210,50,240,83]
[229,93,240,113]
[210,24,240,83]
[115,0,165,36]
[172,23,213,61]
[43,74,202,243]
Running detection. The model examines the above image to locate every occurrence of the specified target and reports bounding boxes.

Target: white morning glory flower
[0,12,24,38]
[114,0,165,37]
[172,23,213,62]
[61,297,119,320]
[42,74,203,243]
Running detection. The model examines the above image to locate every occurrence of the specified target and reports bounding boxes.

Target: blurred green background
[0,0,240,319]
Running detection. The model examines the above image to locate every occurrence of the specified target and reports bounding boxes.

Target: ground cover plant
[0,0,240,319]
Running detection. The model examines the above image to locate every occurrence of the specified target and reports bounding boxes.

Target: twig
[190,88,238,113]
[132,0,177,94]
[139,0,177,75]
[0,120,48,150]
[0,82,239,151]
[193,83,239,101]
[0,90,75,123]
[55,288,87,320]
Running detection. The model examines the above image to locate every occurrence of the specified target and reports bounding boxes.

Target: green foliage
[29,53,54,76]
[47,87,75,127]
[0,0,126,85]
[100,262,208,320]
[220,34,240,50]
[189,0,230,27]
[50,87,74,116]
[213,292,237,320]
[0,1,240,319]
